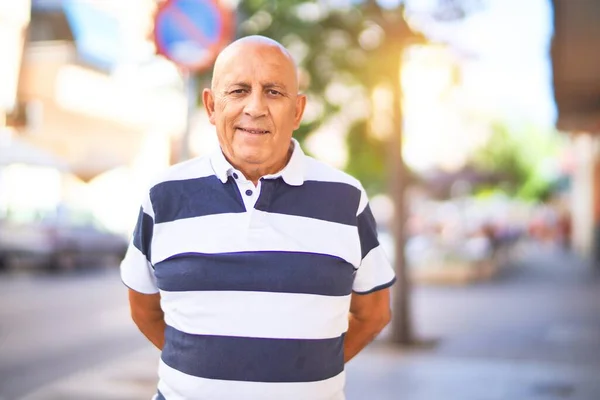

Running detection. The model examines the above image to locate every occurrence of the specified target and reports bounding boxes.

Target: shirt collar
[210,138,305,186]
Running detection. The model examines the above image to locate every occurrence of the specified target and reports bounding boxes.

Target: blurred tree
[470,122,565,202]
[345,119,387,194]
[227,0,482,346]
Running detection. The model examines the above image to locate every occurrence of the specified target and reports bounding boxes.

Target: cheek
[274,107,297,131]
[219,102,243,124]
[215,98,230,116]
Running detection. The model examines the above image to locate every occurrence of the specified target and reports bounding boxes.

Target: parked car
[0,205,128,272]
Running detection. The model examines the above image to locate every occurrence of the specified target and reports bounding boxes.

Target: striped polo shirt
[120,139,395,400]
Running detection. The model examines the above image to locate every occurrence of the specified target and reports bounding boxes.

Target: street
[1,243,599,399]
[0,268,147,400]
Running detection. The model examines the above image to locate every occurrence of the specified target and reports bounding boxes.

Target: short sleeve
[352,190,396,294]
[120,190,159,294]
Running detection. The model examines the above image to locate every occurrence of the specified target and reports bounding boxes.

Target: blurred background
[1,0,599,399]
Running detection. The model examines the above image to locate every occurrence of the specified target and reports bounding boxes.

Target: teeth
[241,128,266,134]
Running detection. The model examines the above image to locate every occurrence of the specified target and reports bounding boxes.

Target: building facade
[552,0,600,265]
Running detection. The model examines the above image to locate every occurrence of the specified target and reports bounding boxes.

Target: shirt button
[245,189,253,196]
[232,173,239,179]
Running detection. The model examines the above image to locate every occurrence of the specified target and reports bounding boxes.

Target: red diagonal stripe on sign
[170,2,215,50]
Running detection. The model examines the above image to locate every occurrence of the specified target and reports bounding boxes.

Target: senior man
[121,35,395,400]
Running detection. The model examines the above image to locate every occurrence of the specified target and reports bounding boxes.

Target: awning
[31,0,123,72]
[551,0,600,134]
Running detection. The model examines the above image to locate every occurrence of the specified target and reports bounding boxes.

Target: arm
[128,289,166,350]
[344,287,392,363]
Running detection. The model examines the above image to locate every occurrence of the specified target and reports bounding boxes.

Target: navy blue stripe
[255,179,361,226]
[162,326,345,383]
[357,204,380,259]
[150,176,245,224]
[353,277,396,295]
[155,390,165,400]
[154,251,355,296]
[132,207,153,262]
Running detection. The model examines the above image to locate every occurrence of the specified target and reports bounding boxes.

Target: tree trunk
[387,46,414,346]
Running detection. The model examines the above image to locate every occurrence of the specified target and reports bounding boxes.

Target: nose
[243,91,268,118]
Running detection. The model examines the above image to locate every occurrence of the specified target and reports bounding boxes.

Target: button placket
[238,180,260,211]
[248,178,275,232]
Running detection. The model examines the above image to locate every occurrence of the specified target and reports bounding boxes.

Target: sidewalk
[345,345,600,400]
[21,244,600,400]
[21,343,600,400]
[20,347,160,400]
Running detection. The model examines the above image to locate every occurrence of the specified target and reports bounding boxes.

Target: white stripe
[157,359,346,400]
[141,190,155,219]
[303,157,361,189]
[357,190,369,215]
[120,244,159,294]
[160,290,351,339]
[153,156,214,184]
[353,245,395,293]
[152,211,361,266]
[152,213,248,264]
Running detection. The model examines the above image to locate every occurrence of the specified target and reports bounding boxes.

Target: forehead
[217,45,297,88]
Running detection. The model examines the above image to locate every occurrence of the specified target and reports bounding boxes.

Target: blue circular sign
[153,0,233,72]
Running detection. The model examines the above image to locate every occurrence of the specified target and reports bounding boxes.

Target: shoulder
[303,156,364,192]
[303,156,371,213]
[148,155,214,191]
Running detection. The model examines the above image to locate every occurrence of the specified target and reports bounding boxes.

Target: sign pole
[180,70,197,163]
[153,0,234,163]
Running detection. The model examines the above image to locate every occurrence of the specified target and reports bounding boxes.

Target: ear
[293,94,307,130]
[202,88,216,125]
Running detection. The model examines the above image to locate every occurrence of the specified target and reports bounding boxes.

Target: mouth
[236,127,270,135]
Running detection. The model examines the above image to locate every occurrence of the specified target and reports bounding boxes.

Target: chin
[237,150,268,165]
[242,156,268,166]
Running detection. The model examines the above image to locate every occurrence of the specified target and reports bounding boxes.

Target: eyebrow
[225,81,288,91]
[263,82,287,90]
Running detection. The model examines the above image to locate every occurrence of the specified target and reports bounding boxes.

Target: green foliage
[344,120,387,194]
[471,123,529,186]
[233,1,418,193]
[470,122,564,202]
[218,1,477,193]
[236,2,375,92]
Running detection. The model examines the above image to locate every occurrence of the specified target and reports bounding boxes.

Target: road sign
[153,0,234,72]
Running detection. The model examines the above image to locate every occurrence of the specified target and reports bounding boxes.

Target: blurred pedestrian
[120,35,395,400]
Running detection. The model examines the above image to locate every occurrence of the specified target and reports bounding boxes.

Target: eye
[229,89,247,95]
[267,89,282,96]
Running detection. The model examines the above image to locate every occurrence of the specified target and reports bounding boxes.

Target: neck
[233,142,294,186]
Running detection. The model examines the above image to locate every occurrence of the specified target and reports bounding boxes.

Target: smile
[237,127,270,134]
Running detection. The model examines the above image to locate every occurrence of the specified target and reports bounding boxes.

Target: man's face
[203,43,306,176]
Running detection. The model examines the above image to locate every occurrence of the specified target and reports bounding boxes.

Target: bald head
[211,36,298,91]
